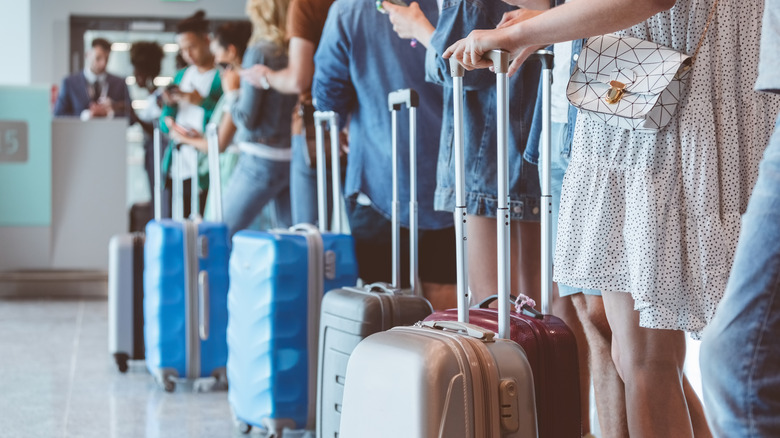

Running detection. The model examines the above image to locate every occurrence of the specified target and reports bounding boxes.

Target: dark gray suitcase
[108,232,145,372]
[314,95,433,438]
[108,122,165,372]
[338,52,538,438]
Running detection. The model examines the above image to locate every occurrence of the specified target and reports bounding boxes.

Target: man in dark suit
[53,38,130,119]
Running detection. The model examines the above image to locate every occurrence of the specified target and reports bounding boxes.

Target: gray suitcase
[315,94,433,438]
[108,122,166,372]
[338,52,538,438]
[108,232,145,372]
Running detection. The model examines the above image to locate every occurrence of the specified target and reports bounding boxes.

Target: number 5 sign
[0,121,28,163]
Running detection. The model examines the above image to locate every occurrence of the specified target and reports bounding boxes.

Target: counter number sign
[0,121,28,163]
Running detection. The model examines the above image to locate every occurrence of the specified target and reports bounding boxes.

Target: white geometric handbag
[566,0,718,132]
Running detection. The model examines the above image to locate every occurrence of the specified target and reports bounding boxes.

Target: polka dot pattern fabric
[554,0,780,337]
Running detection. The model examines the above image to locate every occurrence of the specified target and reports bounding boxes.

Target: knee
[572,295,611,341]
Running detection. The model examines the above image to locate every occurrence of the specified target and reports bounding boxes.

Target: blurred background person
[129,41,165,208]
[313,0,457,309]
[54,37,131,120]
[159,10,222,218]
[223,0,296,235]
[240,0,335,228]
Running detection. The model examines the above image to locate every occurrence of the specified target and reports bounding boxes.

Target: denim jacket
[426,0,541,220]
[524,38,584,165]
[232,42,298,148]
[312,0,452,230]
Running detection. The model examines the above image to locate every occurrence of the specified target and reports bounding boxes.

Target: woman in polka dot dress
[444,0,780,436]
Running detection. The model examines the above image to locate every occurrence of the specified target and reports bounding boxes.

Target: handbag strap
[690,0,719,65]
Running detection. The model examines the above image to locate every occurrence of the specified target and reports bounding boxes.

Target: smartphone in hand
[376,0,408,14]
[171,122,198,138]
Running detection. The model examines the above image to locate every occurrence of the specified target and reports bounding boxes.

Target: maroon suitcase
[425,51,582,438]
[424,299,581,438]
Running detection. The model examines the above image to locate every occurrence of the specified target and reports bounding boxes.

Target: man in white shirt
[159,10,222,218]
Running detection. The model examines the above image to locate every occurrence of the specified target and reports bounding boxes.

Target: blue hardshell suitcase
[144,124,230,391]
[227,111,359,436]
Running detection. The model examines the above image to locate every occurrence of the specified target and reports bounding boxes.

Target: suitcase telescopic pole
[485,49,511,340]
[535,50,555,315]
[449,58,470,324]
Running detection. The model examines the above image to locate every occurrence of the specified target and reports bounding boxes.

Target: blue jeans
[290,133,335,228]
[700,115,780,437]
[222,152,291,238]
[546,122,601,297]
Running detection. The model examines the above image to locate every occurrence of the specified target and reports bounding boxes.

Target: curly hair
[214,21,253,59]
[245,0,289,50]
[129,41,164,82]
[176,10,209,36]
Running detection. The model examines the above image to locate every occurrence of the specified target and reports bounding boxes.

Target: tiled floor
[0,298,264,438]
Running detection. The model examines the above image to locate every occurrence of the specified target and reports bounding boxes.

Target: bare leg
[421,282,457,311]
[516,220,541,298]
[602,291,693,438]
[466,215,540,304]
[571,294,628,438]
[684,376,712,438]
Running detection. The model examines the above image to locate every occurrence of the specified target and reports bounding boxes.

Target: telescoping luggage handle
[153,120,163,221]
[450,50,555,338]
[388,89,420,295]
[313,111,345,234]
[534,49,554,315]
[169,123,224,222]
[449,50,513,339]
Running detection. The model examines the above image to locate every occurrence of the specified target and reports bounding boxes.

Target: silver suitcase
[108,122,165,372]
[339,53,539,438]
[108,232,145,372]
[315,97,433,438]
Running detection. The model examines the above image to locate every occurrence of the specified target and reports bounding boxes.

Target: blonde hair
[246,0,289,49]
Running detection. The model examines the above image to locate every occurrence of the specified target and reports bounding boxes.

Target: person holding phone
[240,0,337,228]
[158,10,223,218]
[54,38,131,120]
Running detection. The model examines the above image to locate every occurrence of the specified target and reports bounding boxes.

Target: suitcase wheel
[212,368,228,391]
[113,353,129,373]
[236,420,251,435]
[163,378,176,393]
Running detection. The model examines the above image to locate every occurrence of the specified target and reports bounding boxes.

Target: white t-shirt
[171,66,217,180]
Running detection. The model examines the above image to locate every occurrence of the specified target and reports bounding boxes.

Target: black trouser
[162,177,208,219]
[345,197,456,286]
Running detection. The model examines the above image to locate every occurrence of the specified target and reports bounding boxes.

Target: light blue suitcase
[227,111,359,436]
[144,124,230,392]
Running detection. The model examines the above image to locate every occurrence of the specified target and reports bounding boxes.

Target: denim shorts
[434,96,541,222]
[547,122,600,297]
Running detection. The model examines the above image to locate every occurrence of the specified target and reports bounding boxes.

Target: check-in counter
[0,86,128,281]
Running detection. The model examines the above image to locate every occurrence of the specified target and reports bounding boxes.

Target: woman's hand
[240,64,272,89]
[169,125,204,144]
[383,1,435,48]
[180,90,203,106]
[444,8,545,76]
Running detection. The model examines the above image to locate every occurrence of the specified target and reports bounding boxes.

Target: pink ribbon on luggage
[514,294,537,313]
